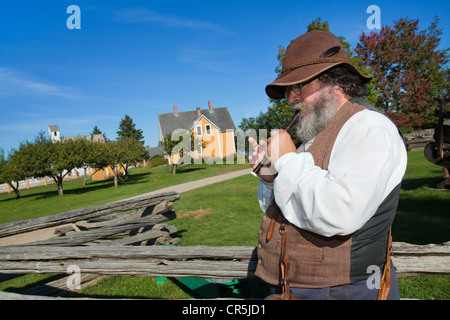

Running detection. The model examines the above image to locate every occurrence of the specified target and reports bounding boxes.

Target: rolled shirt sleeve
[258,110,407,237]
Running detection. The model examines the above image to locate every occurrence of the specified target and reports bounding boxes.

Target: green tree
[0,151,26,199]
[355,16,449,129]
[101,140,125,189]
[4,140,39,199]
[118,137,148,179]
[25,133,85,196]
[117,115,144,143]
[71,137,103,186]
[162,131,205,174]
[48,138,86,196]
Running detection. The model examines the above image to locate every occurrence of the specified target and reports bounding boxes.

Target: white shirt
[257,109,407,237]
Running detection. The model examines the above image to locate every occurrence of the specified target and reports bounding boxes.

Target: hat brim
[265,62,372,99]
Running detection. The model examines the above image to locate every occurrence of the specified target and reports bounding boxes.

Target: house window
[196,125,202,136]
[205,124,211,135]
[195,143,202,156]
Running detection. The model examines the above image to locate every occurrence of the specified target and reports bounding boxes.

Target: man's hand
[266,129,296,164]
[248,136,267,168]
[248,130,296,182]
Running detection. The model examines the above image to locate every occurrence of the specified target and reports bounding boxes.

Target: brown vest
[255,100,400,288]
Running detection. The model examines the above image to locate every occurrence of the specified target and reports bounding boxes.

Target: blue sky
[1,0,449,154]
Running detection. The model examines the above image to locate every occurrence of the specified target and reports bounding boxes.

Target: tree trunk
[9,182,20,199]
[113,171,118,188]
[123,164,129,180]
[82,168,88,186]
[57,174,64,196]
[172,164,177,174]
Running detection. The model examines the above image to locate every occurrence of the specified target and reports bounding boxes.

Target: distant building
[147,146,164,158]
[48,125,104,143]
[48,125,61,142]
[157,100,236,164]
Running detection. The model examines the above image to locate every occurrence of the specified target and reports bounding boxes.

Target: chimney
[208,100,213,112]
[197,107,201,117]
[173,104,178,116]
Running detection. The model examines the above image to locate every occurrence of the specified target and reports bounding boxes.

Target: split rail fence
[0,191,449,299]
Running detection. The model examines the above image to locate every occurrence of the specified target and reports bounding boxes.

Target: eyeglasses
[284,84,303,100]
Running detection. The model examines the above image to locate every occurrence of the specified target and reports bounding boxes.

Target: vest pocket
[275,241,323,263]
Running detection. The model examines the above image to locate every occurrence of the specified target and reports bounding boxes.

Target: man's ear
[334,85,351,100]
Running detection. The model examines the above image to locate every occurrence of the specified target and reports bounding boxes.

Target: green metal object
[154,245,249,298]
[172,277,249,299]
[156,276,167,287]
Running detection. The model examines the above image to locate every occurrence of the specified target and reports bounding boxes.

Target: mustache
[291,102,314,115]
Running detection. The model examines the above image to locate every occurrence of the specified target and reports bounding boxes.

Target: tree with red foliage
[355,17,449,130]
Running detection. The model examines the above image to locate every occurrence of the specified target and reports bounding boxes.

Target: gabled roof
[189,114,220,132]
[48,125,60,132]
[158,107,235,140]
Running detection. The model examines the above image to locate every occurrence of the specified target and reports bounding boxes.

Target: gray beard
[292,87,339,143]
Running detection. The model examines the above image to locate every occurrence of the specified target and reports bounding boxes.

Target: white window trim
[196,125,203,136]
[196,143,202,156]
[205,124,212,135]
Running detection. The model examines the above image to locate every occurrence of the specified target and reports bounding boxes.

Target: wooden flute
[251,110,301,177]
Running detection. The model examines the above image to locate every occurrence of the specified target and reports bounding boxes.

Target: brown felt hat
[266,31,372,99]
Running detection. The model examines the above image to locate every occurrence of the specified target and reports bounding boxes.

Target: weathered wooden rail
[0,191,449,299]
[0,191,181,238]
[0,242,449,279]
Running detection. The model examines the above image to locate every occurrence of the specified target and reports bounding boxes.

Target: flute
[251,110,300,177]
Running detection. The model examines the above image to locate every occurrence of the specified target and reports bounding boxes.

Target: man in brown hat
[248,31,407,300]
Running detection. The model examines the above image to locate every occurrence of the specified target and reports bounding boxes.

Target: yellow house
[158,101,236,164]
[91,165,125,181]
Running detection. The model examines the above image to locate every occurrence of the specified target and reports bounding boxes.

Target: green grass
[399,275,450,300]
[0,162,248,224]
[393,151,450,244]
[80,276,193,299]
[169,174,261,246]
[0,151,449,299]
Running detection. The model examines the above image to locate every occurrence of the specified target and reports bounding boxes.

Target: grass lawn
[0,151,449,299]
[0,162,249,224]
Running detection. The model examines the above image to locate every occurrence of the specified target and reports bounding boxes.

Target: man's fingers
[259,139,267,152]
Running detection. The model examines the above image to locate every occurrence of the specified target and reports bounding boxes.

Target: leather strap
[279,219,290,299]
[266,211,279,242]
[377,228,392,300]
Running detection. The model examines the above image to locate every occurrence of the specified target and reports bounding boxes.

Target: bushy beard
[292,86,340,143]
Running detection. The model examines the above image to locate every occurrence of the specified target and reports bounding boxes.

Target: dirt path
[0,169,252,246]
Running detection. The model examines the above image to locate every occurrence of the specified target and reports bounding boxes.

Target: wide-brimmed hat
[265,31,372,99]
